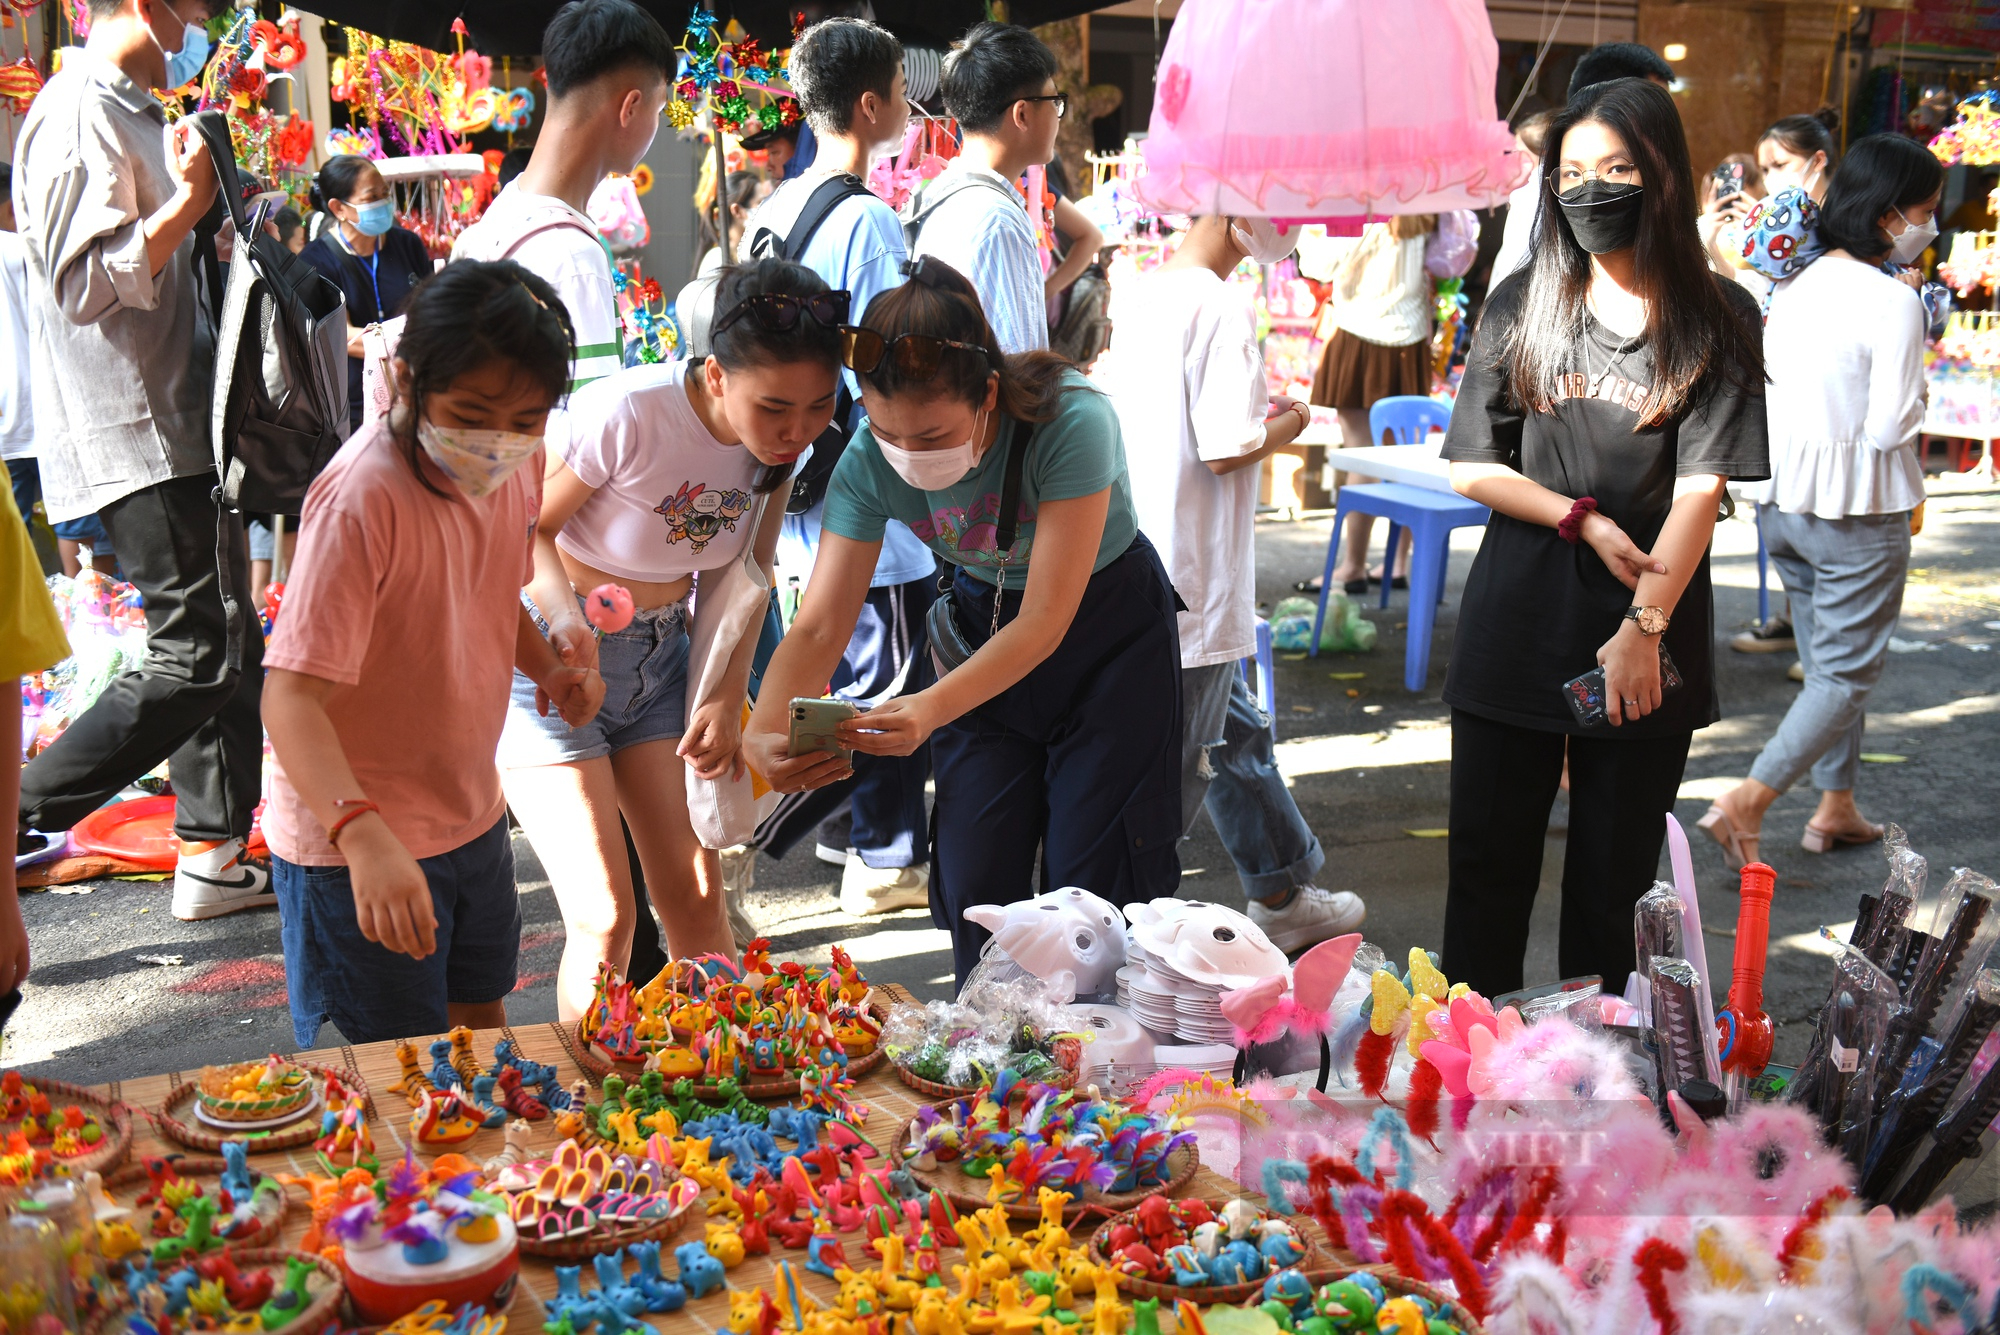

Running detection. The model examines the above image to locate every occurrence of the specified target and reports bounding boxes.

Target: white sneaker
[172,838,275,920]
[814,842,853,867]
[839,856,930,917]
[719,845,759,944]
[1247,886,1367,954]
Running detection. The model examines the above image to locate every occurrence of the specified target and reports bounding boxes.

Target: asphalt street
[14,473,2000,1127]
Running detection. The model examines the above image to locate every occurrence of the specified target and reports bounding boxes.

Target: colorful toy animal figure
[409,1089,482,1146]
[257,1256,316,1330]
[628,1241,688,1312]
[728,1287,783,1335]
[675,1239,726,1298]
[426,1039,462,1092]
[316,1087,374,1166]
[390,1040,429,1105]
[448,1025,481,1086]
[750,1036,786,1077]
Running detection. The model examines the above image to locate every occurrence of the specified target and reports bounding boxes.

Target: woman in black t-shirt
[1438,78,1770,998]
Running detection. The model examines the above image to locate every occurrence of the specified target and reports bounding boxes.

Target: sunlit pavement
[15,476,2000,1099]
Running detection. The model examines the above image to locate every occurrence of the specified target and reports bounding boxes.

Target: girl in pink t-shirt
[262,260,604,1048]
[497,259,845,1018]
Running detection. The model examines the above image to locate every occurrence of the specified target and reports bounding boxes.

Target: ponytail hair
[310,154,376,212]
[854,258,1075,423]
[392,259,575,496]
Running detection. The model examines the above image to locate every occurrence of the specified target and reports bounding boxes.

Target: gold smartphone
[788,697,858,764]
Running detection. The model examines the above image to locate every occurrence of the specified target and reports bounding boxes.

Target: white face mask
[1890,207,1938,264]
[1229,216,1299,265]
[875,409,986,492]
[1764,158,1820,200]
[416,419,542,498]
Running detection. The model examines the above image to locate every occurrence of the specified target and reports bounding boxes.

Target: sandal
[1801,819,1884,854]
[1696,802,1761,873]
[531,1162,562,1205]
[534,1210,570,1244]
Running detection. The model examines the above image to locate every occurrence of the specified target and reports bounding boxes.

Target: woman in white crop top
[497,260,846,1018]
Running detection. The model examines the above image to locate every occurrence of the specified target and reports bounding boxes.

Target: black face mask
[1556,180,1645,254]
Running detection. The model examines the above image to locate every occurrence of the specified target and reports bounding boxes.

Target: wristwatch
[1624,605,1671,635]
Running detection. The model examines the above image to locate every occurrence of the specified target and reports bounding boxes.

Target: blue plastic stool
[1240,616,1276,738]
[1311,482,1489,690]
[1366,395,1454,446]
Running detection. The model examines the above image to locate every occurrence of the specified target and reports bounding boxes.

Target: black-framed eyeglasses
[840,326,994,381]
[1018,92,1069,119]
[711,290,852,338]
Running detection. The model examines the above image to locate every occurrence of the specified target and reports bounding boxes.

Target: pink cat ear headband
[1218,933,1362,1089]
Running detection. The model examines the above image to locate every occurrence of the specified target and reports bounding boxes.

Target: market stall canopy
[1133,0,1530,220]
[302,0,1108,58]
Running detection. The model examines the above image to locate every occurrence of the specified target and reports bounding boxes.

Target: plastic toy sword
[1717,861,1777,1104]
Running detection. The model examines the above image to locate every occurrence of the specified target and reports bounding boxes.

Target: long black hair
[1502,77,1763,428]
[1815,134,1945,263]
[854,257,1075,423]
[393,260,574,496]
[709,258,842,493]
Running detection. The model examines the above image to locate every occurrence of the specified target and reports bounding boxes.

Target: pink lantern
[1134,0,1531,220]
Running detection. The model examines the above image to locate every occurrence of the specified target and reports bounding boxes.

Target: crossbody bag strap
[993,418,1032,558]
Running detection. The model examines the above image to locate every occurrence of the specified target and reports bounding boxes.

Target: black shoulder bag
[926,419,1031,676]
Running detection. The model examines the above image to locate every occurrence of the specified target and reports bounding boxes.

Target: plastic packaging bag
[1269,594,1377,654]
[881,961,1087,1089]
[1788,931,1899,1168]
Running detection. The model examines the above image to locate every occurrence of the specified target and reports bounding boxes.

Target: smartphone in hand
[1710,161,1746,206]
[788,697,858,764]
[1561,647,1684,727]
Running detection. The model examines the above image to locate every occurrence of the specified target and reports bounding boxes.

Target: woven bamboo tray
[1086,1202,1324,1304]
[572,1003,888,1094]
[150,1060,370,1154]
[1357,1265,1488,1335]
[897,1100,1200,1222]
[103,1156,290,1251]
[85,1248,344,1335]
[514,1189,701,1260]
[11,1075,134,1177]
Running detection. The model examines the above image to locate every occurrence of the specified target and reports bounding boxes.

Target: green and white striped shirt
[451,183,623,395]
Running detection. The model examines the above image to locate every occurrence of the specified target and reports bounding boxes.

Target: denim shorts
[50,510,114,555]
[496,594,690,767]
[272,815,520,1047]
[247,515,275,562]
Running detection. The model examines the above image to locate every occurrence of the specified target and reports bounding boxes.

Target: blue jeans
[1181,663,1325,902]
[1749,507,1912,794]
[272,815,520,1047]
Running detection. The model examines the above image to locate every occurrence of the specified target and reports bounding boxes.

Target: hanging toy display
[333,21,490,160]
[666,9,800,137]
[166,11,316,191]
[613,270,677,365]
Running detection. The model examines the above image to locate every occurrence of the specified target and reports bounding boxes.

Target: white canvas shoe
[838,856,930,917]
[1246,886,1367,954]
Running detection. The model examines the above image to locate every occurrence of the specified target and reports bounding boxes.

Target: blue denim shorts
[50,510,114,554]
[272,815,520,1047]
[247,516,275,562]
[496,594,690,767]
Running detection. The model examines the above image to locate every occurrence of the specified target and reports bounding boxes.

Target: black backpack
[744,173,874,515]
[187,110,350,516]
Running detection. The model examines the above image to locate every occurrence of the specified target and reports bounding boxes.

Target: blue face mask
[163,22,209,90]
[350,199,395,237]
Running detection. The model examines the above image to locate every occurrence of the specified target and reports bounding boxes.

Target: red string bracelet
[327,798,381,847]
[1556,496,1598,544]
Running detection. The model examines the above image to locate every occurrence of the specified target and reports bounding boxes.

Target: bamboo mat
[85,985,1262,1328]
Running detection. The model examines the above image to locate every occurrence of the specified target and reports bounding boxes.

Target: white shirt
[0,230,35,460]
[1103,267,1266,668]
[553,360,762,583]
[1758,257,1926,519]
[1490,177,1541,285]
[1329,225,1431,348]
[452,183,621,393]
[908,163,1048,354]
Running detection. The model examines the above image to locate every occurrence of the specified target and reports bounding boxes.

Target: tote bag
[683,486,786,848]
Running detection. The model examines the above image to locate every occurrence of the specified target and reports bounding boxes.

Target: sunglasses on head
[711,290,852,338]
[840,326,994,381]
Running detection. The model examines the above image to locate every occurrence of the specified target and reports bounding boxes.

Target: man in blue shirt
[732,17,937,919]
[908,22,1060,355]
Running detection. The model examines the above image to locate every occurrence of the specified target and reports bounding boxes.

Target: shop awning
[301,1,1110,58]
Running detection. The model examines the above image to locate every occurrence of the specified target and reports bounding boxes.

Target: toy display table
[77,985,1292,1327]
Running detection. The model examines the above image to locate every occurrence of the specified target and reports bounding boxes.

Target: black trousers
[20,474,264,843]
[1441,708,1692,998]
[930,536,1184,984]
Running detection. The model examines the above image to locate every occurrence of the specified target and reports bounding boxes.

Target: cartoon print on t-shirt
[907,492,1033,569]
[655,481,752,553]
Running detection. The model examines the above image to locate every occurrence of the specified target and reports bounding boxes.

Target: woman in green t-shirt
[743,257,1182,985]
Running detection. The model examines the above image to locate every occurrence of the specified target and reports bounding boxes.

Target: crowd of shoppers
[0,7,1955,1029]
